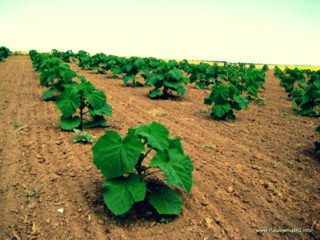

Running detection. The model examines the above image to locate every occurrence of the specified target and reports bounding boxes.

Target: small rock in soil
[98,220,104,225]
[251,165,261,170]
[201,199,209,206]
[227,187,234,193]
[267,197,274,202]
[23,141,33,147]
[86,165,92,171]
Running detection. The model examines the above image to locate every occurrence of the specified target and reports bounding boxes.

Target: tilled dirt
[1,56,320,240]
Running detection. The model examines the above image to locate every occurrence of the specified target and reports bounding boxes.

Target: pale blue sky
[1,0,319,65]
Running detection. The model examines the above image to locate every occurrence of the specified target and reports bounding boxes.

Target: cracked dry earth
[1,56,320,240]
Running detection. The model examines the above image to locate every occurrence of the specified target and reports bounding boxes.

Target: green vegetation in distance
[274,66,320,117]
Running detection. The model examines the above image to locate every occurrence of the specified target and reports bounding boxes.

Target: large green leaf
[42,87,58,100]
[147,74,163,86]
[89,103,112,117]
[150,148,193,193]
[134,58,146,69]
[195,81,207,89]
[86,89,106,109]
[123,74,136,85]
[228,83,240,96]
[60,115,81,130]
[76,75,87,82]
[56,86,80,117]
[211,102,231,118]
[167,68,183,80]
[92,130,145,180]
[149,89,162,98]
[233,94,249,109]
[134,122,169,151]
[60,66,76,83]
[39,70,55,87]
[111,67,122,75]
[211,84,230,104]
[176,86,187,95]
[79,81,105,108]
[149,185,182,215]
[182,77,189,84]
[164,81,180,90]
[168,137,184,154]
[102,173,147,216]
[247,84,259,96]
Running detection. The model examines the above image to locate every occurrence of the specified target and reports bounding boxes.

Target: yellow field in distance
[152,58,320,71]
[175,60,320,71]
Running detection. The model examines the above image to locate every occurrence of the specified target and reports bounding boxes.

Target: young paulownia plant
[55,80,112,130]
[146,60,189,99]
[120,57,149,87]
[204,82,249,120]
[92,122,194,217]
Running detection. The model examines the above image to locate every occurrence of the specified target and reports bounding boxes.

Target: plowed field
[1,56,320,240]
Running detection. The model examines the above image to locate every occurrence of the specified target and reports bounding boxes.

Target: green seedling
[12,122,20,129]
[72,129,96,144]
[254,96,267,105]
[26,188,37,205]
[199,107,209,113]
[160,217,174,223]
[264,184,279,197]
[201,144,212,149]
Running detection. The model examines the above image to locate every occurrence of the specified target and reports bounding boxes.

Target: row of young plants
[53,49,268,121]
[274,66,320,154]
[0,46,11,62]
[29,50,113,130]
[274,66,320,117]
[29,50,194,220]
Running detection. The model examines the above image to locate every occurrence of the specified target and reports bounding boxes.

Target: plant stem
[163,85,169,97]
[135,154,145,175]
[79,96,85,130]
[144,148,152,159]
[241,76,244,94]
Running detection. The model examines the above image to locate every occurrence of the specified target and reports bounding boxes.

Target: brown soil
[1,56,320,240]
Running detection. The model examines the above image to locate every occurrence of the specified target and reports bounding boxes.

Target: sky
[1,0,319,66]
